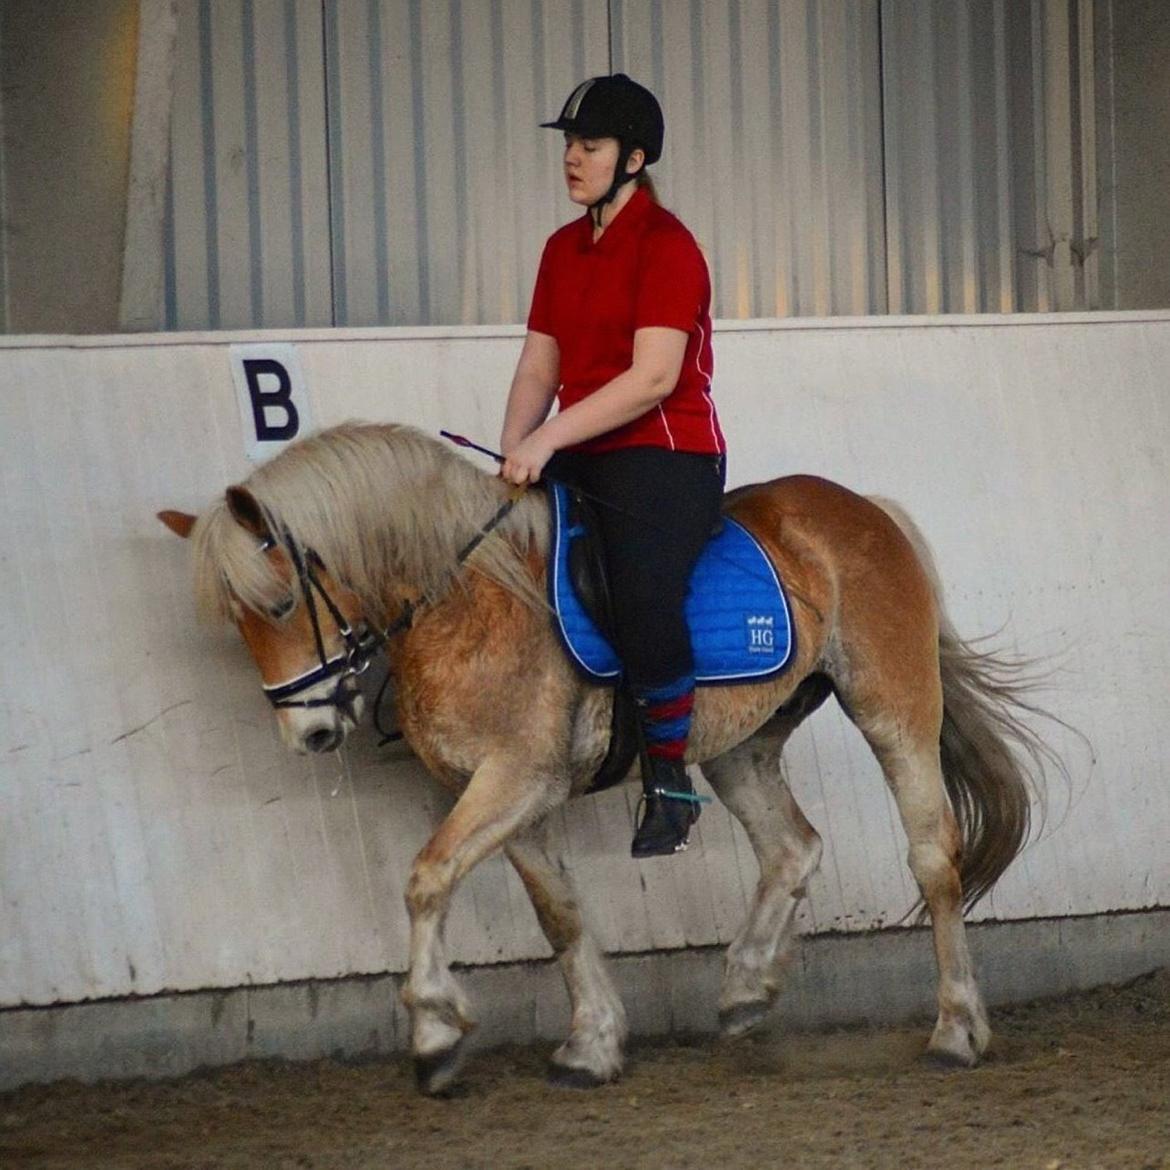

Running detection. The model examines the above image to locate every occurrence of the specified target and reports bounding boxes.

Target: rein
[259,490,520,739]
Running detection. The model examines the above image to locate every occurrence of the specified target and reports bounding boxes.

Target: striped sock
[634,673,696,763]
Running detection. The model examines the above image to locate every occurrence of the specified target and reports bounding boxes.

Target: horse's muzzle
[305,726,344,753]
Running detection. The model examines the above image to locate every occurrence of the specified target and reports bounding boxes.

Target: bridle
[258,531,393,723]
[257,491,520,734]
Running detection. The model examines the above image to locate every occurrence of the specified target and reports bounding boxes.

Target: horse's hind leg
[847,690,991,1065]
[505,825,626,1087]
[878,737,990,1063]
[700,679,828,1037]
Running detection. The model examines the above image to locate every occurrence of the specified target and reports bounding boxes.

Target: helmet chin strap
[589,143,641,229]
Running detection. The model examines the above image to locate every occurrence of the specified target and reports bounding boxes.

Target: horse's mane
[191,423,549,626]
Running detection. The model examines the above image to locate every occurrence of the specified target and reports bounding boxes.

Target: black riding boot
[631,754,702,858]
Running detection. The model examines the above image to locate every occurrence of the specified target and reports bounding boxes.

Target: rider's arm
[500,330,560,454]
[500,326,686,485]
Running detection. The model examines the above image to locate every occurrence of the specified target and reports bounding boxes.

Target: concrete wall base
[3,910,1167,1092]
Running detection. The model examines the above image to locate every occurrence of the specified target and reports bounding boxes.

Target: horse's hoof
[924,1033,982,1069]
[927,1014,988,1068]
[546,1060,615,1090]
[924,1043,980,1069]
[414,1040,467,1096]
[719,1001,772,1039]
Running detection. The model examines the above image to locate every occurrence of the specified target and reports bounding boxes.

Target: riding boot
[629,674,702,858]
[631,753,702,858]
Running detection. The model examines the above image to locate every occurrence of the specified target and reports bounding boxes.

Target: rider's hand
[500,430,555,486]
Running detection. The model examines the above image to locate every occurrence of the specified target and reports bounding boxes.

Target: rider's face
[562,133,624,206]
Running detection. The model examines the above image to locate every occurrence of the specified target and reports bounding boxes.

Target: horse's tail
[871,497,1068,911]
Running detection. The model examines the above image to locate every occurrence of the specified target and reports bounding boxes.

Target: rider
[500,74,726,858]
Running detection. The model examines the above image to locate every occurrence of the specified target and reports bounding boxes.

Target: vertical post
[1042,0,1076,311]
[0,25,8,334]
[991,0,1015,312]
[1076,0,1100,308]
[118,0,178,332]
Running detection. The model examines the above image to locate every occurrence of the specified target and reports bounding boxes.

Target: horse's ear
[225,485,271,542]
[158,510,197,539]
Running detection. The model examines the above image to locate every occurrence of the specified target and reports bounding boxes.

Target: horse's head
[159,485,371,755]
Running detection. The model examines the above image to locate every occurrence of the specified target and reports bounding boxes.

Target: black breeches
[546,446,726,689]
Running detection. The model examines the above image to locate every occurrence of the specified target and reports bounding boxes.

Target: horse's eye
[268,596,295,620]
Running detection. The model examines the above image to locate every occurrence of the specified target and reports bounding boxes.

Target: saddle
[548,482,794,794]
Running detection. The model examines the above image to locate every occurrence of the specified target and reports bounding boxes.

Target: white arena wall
[1,313,1169,1083]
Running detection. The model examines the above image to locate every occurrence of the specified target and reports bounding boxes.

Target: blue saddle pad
[548,482,794,686]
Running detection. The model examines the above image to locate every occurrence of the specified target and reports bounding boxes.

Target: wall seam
[0,6,9,334]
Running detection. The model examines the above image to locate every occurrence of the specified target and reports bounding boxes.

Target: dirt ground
[2,969,1167,1170]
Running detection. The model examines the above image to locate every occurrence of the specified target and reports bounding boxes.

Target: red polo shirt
[527,186,725,456]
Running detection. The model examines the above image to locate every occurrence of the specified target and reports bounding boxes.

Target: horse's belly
[568,687,623,792]
[568,671,802,793]
[689,675,797,761]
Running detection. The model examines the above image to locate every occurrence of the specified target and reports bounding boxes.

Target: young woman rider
[500,74,726,859]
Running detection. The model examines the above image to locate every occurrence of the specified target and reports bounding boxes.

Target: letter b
[243,358,299,441]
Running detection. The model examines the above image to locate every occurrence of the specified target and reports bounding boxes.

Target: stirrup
[631,788,709,858]
[649,786,711,806]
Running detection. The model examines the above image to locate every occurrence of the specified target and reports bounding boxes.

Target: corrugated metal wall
[0,0,7,337]
[165,0,333,330]
[324,0,608,327]
[882,1,1016,314]
[1,312,1168,1007]
[882,0,1099,314]
[612,0,886,317]
[164,1,1098,329]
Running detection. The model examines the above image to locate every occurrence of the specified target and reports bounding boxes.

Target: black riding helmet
[542,74,664,215]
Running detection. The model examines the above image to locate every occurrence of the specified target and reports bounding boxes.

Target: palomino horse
[159,422,1055,1094]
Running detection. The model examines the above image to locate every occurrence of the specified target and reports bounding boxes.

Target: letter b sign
[244,359,298,440]
[230,344,313,461]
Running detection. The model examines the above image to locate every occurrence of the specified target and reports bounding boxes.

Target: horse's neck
[388,562,547,690]
[373,468,545,617]
[391,467,495,586]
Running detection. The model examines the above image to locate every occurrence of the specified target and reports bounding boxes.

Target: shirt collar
[576,184,653,252]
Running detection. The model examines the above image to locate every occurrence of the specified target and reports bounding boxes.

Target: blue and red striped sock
[634,673,696,763]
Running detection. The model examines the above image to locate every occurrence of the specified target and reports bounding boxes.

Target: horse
[158,421,1058,1095]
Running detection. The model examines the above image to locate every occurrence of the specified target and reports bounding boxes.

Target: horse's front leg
[505,824,627,1087]
[403,753,566,1095]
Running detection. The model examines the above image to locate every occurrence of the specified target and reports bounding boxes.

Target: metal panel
[882,1,1013,313]
[0,6,6,334]
[157,0,1106,329]
[329,0,888,324]
[881,0,1099,314]
[2,311,1168,1006]
[0,94,7,334]
[326,0,608,327]
[613,0,887,318]
[165,0,332,330]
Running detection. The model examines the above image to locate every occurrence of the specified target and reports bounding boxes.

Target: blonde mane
[191,423,549,626]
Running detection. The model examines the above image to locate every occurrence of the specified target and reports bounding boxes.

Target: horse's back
[724,473,924,586]
[723,474,939,689]
[726,473,897,531]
